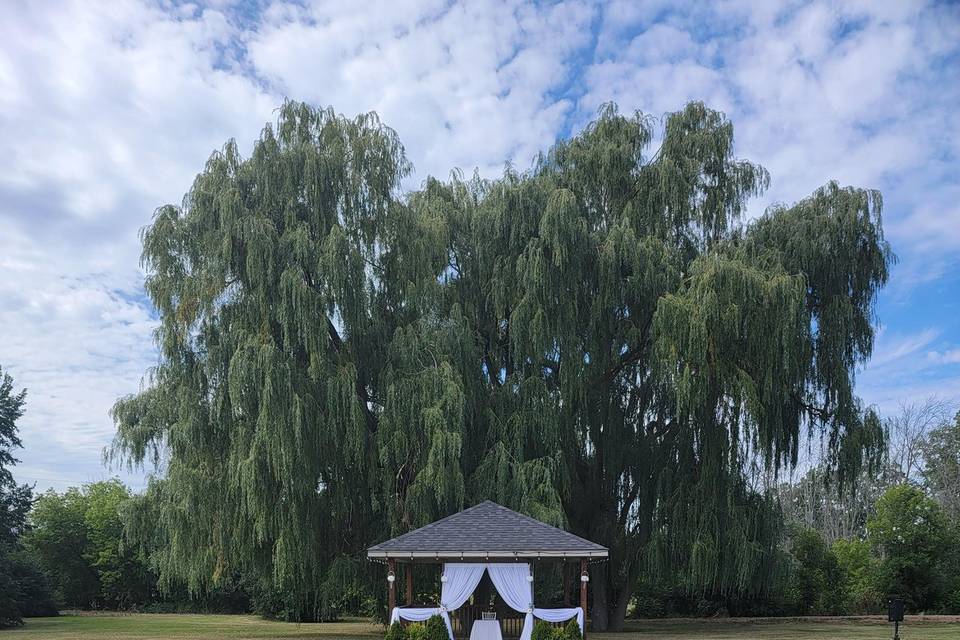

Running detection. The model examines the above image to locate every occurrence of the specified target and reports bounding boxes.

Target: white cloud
[247,0,596,180]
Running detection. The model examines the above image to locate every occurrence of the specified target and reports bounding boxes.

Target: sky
[1,0,958,493]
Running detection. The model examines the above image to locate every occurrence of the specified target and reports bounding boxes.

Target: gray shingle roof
[367,501,608,559]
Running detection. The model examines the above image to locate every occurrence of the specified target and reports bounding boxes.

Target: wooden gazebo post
[579,559,588,639]
[388,558,397,615]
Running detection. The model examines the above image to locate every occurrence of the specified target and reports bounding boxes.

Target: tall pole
[388,559,397,618]
[580,559,588,640]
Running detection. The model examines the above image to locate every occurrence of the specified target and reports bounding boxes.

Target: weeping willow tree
[112,101,891,628]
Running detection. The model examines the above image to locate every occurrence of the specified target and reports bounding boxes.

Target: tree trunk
[587,555,633,632]
[591,564,609,631]
[608,584,631,632]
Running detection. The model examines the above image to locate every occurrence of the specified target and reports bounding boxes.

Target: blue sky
[1,0,958,492]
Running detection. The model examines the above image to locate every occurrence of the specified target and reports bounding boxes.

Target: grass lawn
[4,614,958,640]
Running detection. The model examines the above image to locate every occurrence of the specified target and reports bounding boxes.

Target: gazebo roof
[367,500,608,560]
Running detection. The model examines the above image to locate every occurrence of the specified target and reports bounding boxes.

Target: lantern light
[387,571,396,583]
[580,573,589,583]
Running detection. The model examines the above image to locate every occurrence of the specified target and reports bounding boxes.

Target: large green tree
[868,484,949,611]
[27,479,153,609]
[112,101,891,629]
[0,366,57,626]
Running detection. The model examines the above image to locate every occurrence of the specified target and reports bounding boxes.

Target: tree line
[1,372,958,626]
[2,100,956,627]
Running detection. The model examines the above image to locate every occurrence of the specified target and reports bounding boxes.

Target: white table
[469,620,503,640]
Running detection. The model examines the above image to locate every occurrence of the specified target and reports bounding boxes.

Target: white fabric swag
[390,563,583,640]
[532,607,583,631]
[391,606,448,631]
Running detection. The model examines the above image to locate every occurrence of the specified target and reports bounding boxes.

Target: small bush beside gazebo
[367,501,608,640]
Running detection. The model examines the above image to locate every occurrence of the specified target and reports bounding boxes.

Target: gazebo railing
[399,604,567,640]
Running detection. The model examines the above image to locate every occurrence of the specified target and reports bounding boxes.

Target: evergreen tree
[112,101,892,628]
[0,365,57,626]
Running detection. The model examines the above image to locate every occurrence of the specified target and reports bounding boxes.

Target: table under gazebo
[367,501,608,640]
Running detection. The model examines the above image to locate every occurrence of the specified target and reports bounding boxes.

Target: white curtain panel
[485,563,534,640]
[533,607,584,632]
[441,563,489,611]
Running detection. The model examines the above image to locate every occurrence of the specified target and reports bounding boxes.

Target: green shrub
[424,615,448,640]
[406,622,428,640]
[550,626,567,640]
[531,620,554,640]
[385,621,407,640]
[563,619,582,640]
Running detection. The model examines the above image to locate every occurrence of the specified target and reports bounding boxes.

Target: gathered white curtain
[441,564,488,611]
[391,562,583,640]
[485,563,534,640]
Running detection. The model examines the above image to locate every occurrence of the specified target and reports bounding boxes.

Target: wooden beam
[388,559,397,617]
[580,559,588,640]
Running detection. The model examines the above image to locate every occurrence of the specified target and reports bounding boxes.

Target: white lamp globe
[580,574,589,583]
[387,573,396,583]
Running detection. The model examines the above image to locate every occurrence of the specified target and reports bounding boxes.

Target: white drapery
[391,607,447,626]
[533,607,583,632]
[485,564,534,640]
[441,564,489,611]
[390,563,584,640]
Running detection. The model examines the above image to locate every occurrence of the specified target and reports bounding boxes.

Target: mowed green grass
[4,614,958,640]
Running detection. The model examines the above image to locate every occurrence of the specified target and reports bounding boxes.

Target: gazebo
[367,501,608,640]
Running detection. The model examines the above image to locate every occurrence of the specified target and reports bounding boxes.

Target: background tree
[778,460,895,545]
[111,101,892,629]
[785,527,843,615]
[868,484,948,611]
[27,480,153,609]
[886,398,954,484]
[832,538,881,613]
[0,365,57,626]
[921,411,960,519]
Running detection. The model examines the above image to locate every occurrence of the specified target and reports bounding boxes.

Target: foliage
[550,626,569,640]
[385,621,407,640]
[26,479,153,609]
[0,365,57,627]
[404,622,427,640]
[777,461,900,545]
[0,548,58,618]
[785,528,843,615]
[530,619,555,640]
[868,484,948,611]
[423,615,447,640]
[832,538,881,613]
[563,619,582,640]
[921,411,960,520]
[110,100,892,629]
